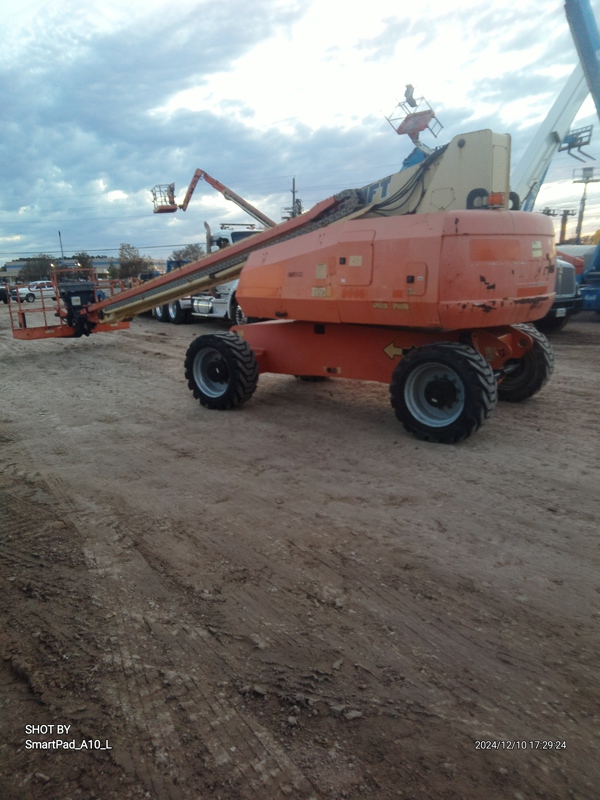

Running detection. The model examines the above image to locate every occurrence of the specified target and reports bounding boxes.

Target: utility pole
[542,208,577,243]
[281,178,303,220]
[559,209,577,243]
[573,167,600,243]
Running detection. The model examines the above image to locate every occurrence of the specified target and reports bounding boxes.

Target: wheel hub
[207,360,227,383]
[403,362,465,427]
[193,347,231,398]
[424,378,458,409]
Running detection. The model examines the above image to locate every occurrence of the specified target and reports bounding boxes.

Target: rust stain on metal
[472,301,497,313]
[479,275,496,291]
[514,296,548,306]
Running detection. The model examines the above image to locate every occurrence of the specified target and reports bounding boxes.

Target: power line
[2,213,154,225]
[0,243,204,258]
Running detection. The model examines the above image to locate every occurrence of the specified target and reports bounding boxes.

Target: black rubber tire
[533,314,569,334]
[184,332,258,410]
[25,293,35,303]
[154,304,169,322]
[390,342,497,444]
[497,324,554,402]
[233,299,248,326]
[167,300,188,324]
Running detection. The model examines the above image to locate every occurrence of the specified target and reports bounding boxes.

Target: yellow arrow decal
[384,343,405,359]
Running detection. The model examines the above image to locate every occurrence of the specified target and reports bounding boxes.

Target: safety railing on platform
[8,272,135,340]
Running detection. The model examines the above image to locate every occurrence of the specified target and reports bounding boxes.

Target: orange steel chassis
[236,211,556,332]
[235,320,534,382]
[228,209,556,383]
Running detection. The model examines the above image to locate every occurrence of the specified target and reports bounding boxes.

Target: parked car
[10,281,56,303]
[0,285,8,304]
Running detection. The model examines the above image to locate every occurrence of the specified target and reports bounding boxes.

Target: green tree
[18,254,53,283]
[107,260,119,279]
[72,251,94,269]
[68,251,95,280]
[170,243,205,263]
[118,243,152,279]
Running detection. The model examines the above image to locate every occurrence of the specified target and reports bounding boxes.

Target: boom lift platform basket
[151,183,178,214]
[8,270,131,340]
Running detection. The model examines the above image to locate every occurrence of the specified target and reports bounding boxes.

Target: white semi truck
[153,224,261,325]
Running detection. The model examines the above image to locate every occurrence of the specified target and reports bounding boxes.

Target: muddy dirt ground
[0,303,598,800]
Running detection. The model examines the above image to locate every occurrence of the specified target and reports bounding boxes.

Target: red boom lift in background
[152,169,276,229]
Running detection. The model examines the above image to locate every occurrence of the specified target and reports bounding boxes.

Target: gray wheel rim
[193,347,230,398]
[404,362,465,427]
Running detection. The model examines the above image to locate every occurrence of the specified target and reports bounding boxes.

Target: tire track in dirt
[0,456,320,798]
[112,501,599,800]
[0,467,147,799]
[36,476,321,799]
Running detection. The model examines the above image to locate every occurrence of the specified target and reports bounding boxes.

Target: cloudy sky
[1,0,600,265]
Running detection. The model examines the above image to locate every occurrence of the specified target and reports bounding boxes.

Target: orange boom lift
[10,130,556,442]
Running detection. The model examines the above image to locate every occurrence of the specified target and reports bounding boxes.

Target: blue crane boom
[510,64,589,211]
[565,0,600,121]
[511,0,600,212]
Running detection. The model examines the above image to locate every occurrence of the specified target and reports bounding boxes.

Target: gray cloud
[0,0,312,258]
[1,0,599,262]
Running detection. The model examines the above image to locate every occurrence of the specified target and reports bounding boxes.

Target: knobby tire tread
[184,332,258,410]
[498,324,554,403]
[390,342,497,444]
